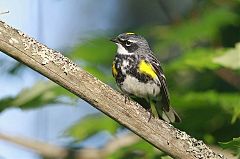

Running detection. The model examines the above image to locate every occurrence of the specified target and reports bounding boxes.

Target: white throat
[116,43,134,55]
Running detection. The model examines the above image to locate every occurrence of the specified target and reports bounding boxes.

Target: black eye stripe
[118,38,133,47]
[120,41,138,53]
[125,40,132,46]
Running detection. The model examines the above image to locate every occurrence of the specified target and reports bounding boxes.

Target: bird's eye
[125,40,132,46]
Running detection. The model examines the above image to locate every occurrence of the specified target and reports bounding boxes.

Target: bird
[110,32,181,123]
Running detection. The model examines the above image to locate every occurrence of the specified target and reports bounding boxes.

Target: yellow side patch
[138,60,157,79]
[112,62,118,78]
[126,32,135,35]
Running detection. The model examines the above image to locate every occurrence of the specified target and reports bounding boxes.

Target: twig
[0,20,226,159]
[0,11,9,15]
[215,68,240,90]
[0,133,67,158]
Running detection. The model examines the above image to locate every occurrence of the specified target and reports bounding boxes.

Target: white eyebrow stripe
[128,39,137,43]
[118,38,124,41]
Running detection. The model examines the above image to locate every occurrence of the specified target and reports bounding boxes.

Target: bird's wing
[147,53,170,112]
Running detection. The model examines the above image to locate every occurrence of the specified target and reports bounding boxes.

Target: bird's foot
[124,95,131,104]
[146,109,154,122]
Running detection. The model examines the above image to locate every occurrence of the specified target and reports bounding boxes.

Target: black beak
[110,37,119,43]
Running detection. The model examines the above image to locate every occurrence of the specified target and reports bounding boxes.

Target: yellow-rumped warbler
[111,32,181,123]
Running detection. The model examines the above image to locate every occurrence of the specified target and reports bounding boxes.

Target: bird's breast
[121,75,160,98]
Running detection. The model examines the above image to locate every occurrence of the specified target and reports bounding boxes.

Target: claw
[124,95,130,104]
[146,108,153,122]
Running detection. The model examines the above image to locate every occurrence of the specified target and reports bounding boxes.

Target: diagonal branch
[0,21,226,159]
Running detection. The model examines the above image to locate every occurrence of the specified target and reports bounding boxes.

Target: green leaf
[219,137,240,156]
[232,107,240,124]
[213,43,240,70]
[172,91,240,123]
[219,137,240,149]
[11,82,57,107]
[65,114,120,141]
[166,48,221,72]
[170,91,240,142]
[0,81,76,111]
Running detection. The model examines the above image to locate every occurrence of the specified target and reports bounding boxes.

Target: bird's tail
[151,100,181,123]
[133,97,181,123]
[161,106,181,123]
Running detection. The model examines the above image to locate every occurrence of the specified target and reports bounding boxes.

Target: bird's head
[110,33,150,55]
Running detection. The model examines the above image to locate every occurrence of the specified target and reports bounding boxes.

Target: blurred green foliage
[108,140,166,159]
[0,0,240,158]
[0,81,77,112]
[65,114,119,141]
[69,37,115,82]
[220,137,240,158]
[214,43,240,70]
[150,7,238,52]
